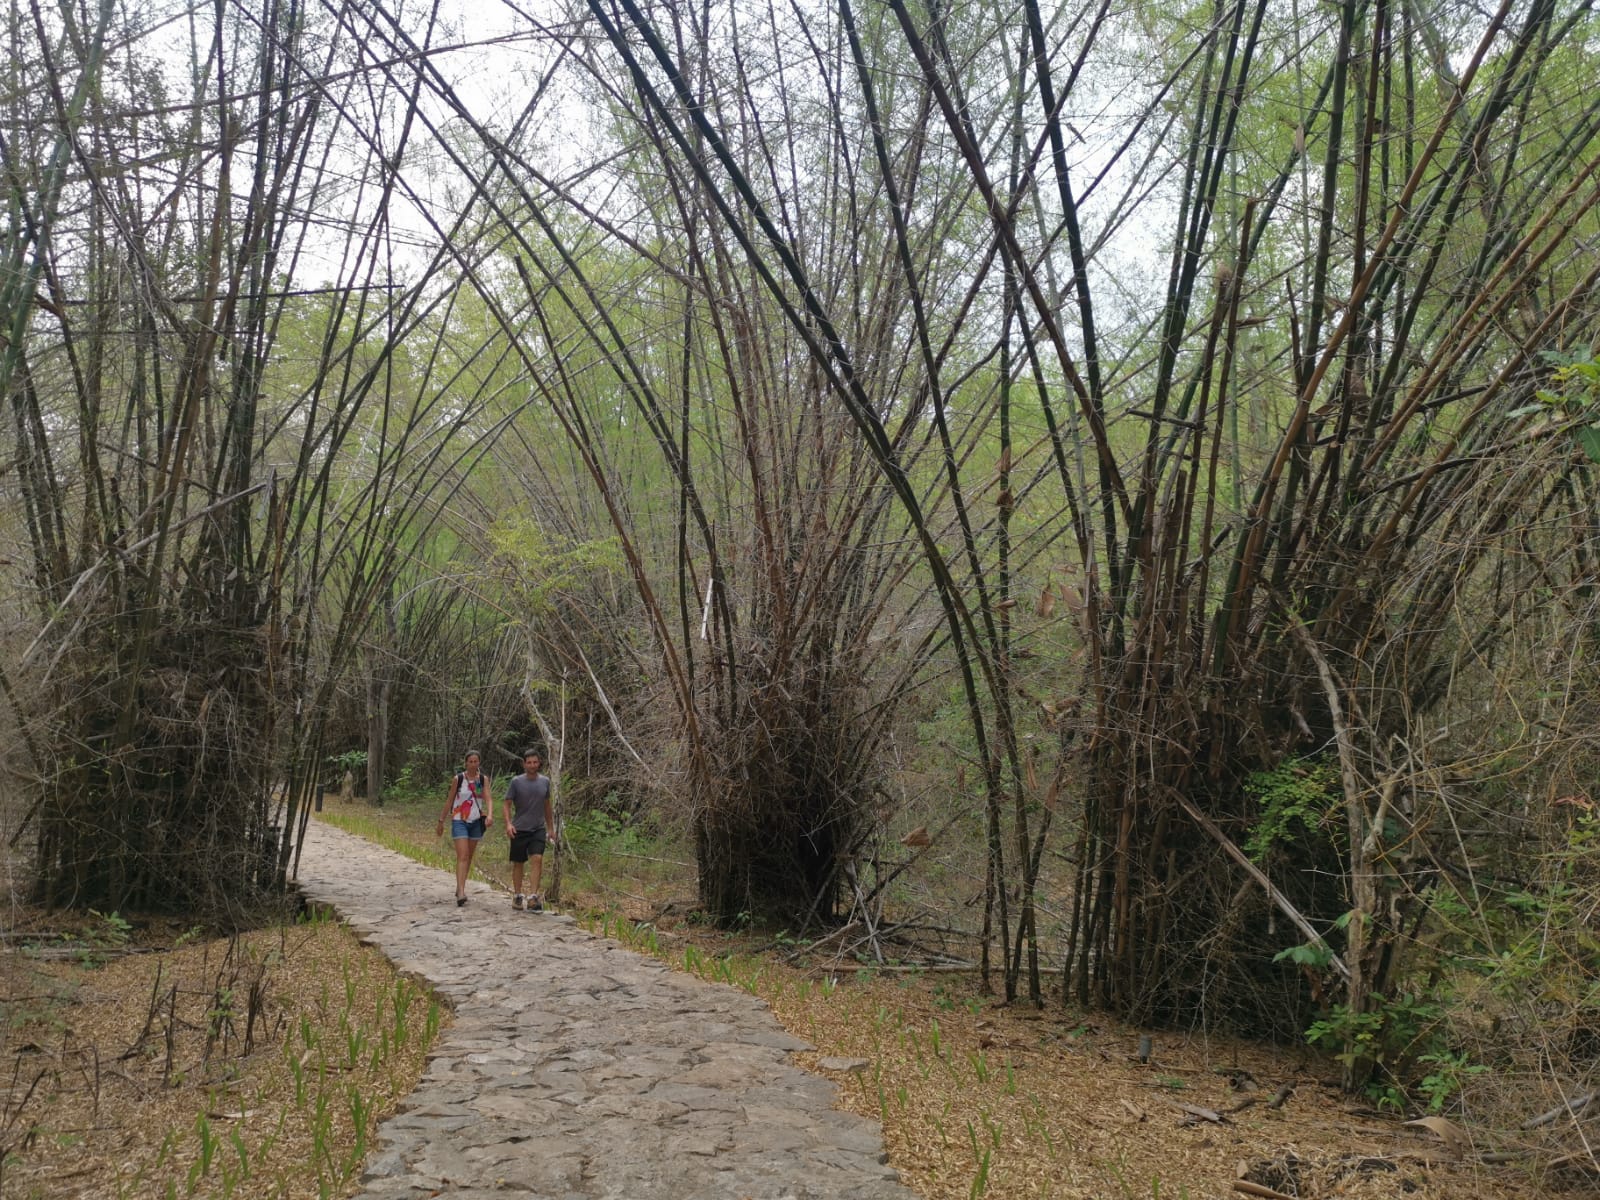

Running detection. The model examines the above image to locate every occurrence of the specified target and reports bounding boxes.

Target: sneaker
[513,893,525,911]
[529,894,543,913]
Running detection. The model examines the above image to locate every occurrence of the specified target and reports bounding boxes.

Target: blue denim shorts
[451,817,486,841]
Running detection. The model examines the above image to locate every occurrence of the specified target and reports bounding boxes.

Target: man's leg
[510,835,527,907]
[528,852,544,909]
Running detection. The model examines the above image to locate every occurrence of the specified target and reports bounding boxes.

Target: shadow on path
[295,821,918,1199]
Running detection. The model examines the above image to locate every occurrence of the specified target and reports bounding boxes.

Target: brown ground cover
[320,795,1595,1200]
[0,907,443,1199]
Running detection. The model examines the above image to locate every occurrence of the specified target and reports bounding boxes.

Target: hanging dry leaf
[900,826,931,848]
[1036,586,1056,618]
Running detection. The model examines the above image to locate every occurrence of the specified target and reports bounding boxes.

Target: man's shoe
[513,893,525,910]
[530,894,543,913]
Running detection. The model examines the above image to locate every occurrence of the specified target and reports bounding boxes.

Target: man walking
[504,749,556,911]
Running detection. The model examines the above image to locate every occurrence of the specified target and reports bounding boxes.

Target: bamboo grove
[5,0,1600,1056]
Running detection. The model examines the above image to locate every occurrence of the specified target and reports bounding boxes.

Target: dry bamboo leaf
[1403,1115,1469,1150]
[900,826,930,848]
[1035,586,1056,618]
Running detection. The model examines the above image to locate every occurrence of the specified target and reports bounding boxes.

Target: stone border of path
[295,821,920,1200]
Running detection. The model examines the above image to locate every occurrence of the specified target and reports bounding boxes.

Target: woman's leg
[454,837,472,897]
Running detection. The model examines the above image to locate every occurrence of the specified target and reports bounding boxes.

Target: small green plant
[969,1147,991,1199]
[424,998,442,1044]
[193,1113,217,1178]
[228,1126,250,1180]
[88,909,132,947]
[1305,991,1446,1105]
[346,1084,373,1171]
[970,1050,990,1084]
[1415,1050,1489,1113]
[392,978,414,1047]
[287,1048,307,1108]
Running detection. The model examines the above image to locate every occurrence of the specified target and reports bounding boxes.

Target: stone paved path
[295,821,918,1200]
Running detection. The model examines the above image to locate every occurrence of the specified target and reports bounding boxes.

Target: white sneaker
[513,893,525,910]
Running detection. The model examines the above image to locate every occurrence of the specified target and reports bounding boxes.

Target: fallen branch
[1167,789,1351,980]
[1522,1090,1597,1130]
[1232,1182,1296,1200]
[1546,1149,1600,1174]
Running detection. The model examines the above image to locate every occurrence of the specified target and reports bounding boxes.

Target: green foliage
[1272,909,1352,970]
[325,750,367,780]
[1414,1051,1490,1114]
[563,807,645,858]
[390,747,432,798]
[1529,353,1600,462]
[486,522,625,614]
[1244,758,1342,862]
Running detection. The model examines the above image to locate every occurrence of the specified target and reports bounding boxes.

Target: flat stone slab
[295,822,917,1199]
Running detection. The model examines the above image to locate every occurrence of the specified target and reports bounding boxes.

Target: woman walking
[437,750,492,905]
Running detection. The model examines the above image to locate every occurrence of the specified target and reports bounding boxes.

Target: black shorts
[509,829,547,863]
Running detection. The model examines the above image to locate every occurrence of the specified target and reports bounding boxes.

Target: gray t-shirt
[505,773,551,833]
